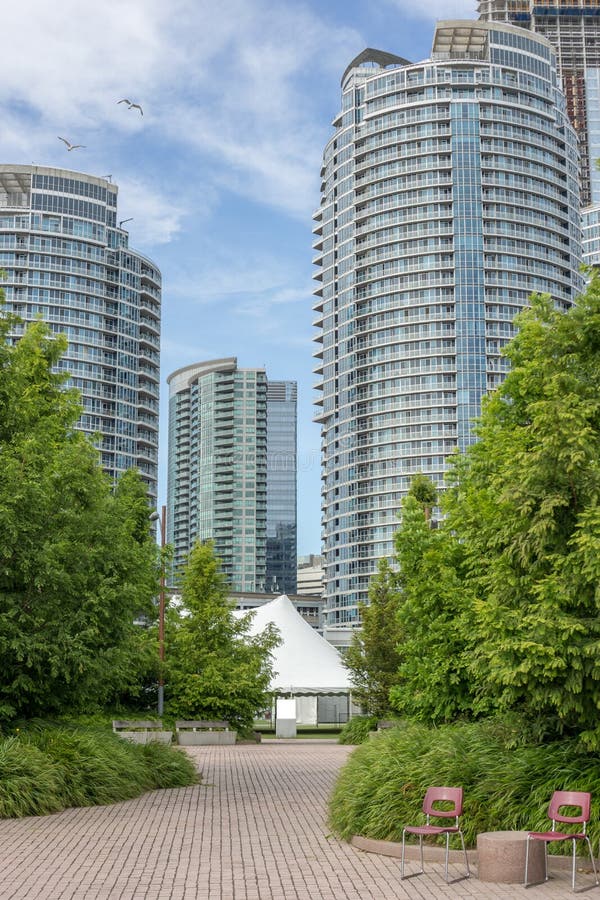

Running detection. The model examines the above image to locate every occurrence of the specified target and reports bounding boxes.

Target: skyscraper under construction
[478,1,600,207]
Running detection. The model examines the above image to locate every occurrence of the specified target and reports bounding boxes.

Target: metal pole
[158,504,166,716]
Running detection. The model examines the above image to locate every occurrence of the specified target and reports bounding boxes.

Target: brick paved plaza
[0,739,591,898]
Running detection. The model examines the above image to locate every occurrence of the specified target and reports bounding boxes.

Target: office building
[266,381,298,593]
[313,20,583,627]
[0,165,161,501]
[166,358,297,591]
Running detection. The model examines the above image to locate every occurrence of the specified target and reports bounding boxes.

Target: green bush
[339,716,378,745]
[139,740,198,789]
[329,719,600,853]
[0,736,65,817]
[25,727,155,806]
[0,724,198,818]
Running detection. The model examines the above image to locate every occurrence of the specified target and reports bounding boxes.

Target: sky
[0,0,476,554]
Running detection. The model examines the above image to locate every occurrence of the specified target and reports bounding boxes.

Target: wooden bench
[112,719,173,745]
[175,720,236,745]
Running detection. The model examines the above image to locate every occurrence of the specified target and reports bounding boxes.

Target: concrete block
[477,830,545,884]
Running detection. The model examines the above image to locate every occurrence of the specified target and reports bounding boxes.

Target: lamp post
[150,505,166,715]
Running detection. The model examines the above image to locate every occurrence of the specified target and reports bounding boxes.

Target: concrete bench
[477,831,545,884]
[175,720,236,745]
[112,719,173,745]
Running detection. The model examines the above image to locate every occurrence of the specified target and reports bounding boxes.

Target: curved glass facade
[478,1,600,208]
[0,165,161,501]
[313,21,583,628]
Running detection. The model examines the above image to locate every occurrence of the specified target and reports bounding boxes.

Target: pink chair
[401,786,470,883]
[524,790,599,891]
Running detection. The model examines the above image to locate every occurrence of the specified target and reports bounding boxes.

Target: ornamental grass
[329,718,600,852]
[0,723,198,818]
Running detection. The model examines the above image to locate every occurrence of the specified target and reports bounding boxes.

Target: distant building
[297,555,324,597]
[166,357,297,591]
[0,164,161,501]
[266,381,298,594]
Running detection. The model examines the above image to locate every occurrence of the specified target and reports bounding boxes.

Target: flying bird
[58,136,85,151]
[117,98,143,116]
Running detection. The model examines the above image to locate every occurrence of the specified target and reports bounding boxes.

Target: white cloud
[113,175,190,247]
[0,0,361,224]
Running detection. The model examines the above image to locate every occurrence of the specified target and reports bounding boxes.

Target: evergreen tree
[167,541,280,732]
[389,495,477,723]
[343,559,402,717]
[444,284,600,744]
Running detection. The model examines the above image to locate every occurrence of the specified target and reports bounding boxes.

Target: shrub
[0,724,198,818]
[329,719,600,853]
[339,716,378,745]
[139,740,198,789]
[25,727,155,806]
[0,736,65,817]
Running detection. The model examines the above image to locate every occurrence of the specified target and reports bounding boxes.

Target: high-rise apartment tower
[313,20,583,627]
[478,1,600,207]
[167,358,297,591]
[0,165,161,501]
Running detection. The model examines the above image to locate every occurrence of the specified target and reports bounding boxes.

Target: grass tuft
[338,716,378,745]
[0,736,65,817]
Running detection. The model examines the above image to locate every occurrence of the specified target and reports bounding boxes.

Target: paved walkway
[0,739,592,898]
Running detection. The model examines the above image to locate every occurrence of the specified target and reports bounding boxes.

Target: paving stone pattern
[0,739,587,899]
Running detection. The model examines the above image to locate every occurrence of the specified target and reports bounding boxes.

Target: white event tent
[235,594,353,732]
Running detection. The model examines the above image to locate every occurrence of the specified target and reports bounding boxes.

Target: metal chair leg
[444,832,449,882]
[401,829,406,879]
[459,830,471,878]
[401,830,425,880]
[585,835,599,886]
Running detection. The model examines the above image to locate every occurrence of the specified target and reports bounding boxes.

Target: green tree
[408,472,438,525]
[0,308,159,721]
[343,559,402,717]
[388,495,477,723]
[443,283,600,744]
[167,541,280,732]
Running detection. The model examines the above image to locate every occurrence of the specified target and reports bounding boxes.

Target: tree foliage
[443,285,600,744]
[343,560,402,717]
[408,471,438,524]
[389,495,476,723]
[387,281,600,743]
[0,307,159,721]
[166,541,280,732]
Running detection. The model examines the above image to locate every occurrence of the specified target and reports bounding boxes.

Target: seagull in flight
[58,136,86,151]
[117,98,143,116]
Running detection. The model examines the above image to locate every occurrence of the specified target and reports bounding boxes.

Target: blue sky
[1,0,475,553]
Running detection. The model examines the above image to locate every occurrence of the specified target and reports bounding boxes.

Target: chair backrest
[423,786,464,819]
[548,791,591,826]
